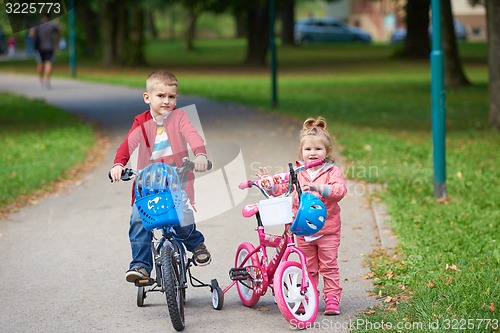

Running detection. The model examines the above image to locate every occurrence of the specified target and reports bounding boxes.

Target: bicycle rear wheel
[161,245,185,331]
[273,261,318,326]
[235,242,262,307]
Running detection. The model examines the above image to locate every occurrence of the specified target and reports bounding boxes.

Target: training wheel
[211,279,224,310]
[137,286,146,307]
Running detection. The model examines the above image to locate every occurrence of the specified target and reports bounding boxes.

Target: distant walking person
[29,14,59,89]
[7,35,15,57]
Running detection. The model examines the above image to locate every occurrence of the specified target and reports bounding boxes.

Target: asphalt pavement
[0,73,393,332]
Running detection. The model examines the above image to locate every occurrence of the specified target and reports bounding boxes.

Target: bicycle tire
[161,245,185,331]
[273,261,318,325]
[235,242,262,307]
[137,286,145,307]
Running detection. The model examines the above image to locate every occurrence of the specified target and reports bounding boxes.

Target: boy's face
[143,82,178,118]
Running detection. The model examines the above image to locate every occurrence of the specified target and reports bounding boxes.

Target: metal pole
[68,0,76,78]
[430,0,446,199]
[269,0,278,109]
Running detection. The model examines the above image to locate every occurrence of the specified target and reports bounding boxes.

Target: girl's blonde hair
[299,116,334,163]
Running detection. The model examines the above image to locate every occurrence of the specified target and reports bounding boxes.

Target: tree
[244,1,270,65]
[442,0,470,87]
[403,0,431,59]
[279,0,295,46]
[486,0,500,130]
[100,0,146,67]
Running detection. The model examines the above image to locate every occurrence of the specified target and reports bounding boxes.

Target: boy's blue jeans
[128,203,205,273]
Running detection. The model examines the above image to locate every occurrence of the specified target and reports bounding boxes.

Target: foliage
[0,93,95,210]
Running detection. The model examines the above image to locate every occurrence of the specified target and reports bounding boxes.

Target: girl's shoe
[324,295,340,315]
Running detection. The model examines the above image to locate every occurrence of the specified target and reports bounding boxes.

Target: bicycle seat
[242,204,259,218]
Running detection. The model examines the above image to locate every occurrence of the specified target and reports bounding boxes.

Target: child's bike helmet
[290,192,327,236]
[134,162,183,230]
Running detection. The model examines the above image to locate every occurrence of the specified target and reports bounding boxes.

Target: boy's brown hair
[146,70,178,92]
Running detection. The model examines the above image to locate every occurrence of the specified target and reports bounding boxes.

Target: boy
[110,70,211,283]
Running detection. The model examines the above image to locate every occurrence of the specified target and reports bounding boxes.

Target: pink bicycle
[215,159,327,326]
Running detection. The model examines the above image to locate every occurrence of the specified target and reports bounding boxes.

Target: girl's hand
[110,165,124,183]
[257,167,270,178]
[303,182,320,193]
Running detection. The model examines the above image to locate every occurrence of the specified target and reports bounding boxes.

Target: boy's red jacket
[113,108,207,205]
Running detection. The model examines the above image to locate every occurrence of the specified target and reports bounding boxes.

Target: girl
[260,116,347,315]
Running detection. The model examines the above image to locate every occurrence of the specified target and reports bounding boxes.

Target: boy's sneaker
[125,266,149,283]
[192,242,211,266]
[324,295,340,315]
[296,303,306,315]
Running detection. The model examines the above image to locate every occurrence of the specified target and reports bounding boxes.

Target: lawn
[0,93,96,214]
[1,39,497,332]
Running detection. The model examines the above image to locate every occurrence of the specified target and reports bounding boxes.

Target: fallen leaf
[488,302,495,313]
[445,264,460,271]
[364,310,375,315]
[256,306,270,311]
[446,304,453,312]
[384,296,393,303]
[445,277,455,286]
[427,280,435,288]
[456,171,463,180]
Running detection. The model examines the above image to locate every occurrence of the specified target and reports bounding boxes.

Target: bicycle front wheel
[273,261,318,326]
[161,245,185,331]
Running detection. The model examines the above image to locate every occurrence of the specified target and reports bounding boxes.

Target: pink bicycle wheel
[273,261,318,326]
[235,242,262,307]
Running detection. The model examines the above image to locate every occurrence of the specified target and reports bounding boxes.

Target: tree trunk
[442,0,470,87]
[487,0,500,130]
[148,11,158,39]
[100,0,116,66]
[185,5,198,51]
[280,0,295,46]
[75,1,100,56]
[115,2,127,65]
[235,11,247,38]
[129,6,146,66]
[244,1,269,66]
[404,0,430,59]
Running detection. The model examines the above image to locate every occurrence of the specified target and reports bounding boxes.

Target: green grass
[0,93,95,210]
[1,40,498,331]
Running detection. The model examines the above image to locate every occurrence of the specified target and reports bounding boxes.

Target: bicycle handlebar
[238,159,324,196]
[108,157,212,183]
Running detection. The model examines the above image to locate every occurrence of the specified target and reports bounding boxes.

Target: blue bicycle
[111,158,222,331]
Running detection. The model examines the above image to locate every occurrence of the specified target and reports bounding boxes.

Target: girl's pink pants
[297,232,342,301]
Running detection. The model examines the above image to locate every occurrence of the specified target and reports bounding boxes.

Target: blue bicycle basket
[134,162,183,230]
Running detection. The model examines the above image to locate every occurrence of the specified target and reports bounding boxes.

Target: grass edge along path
[0,92,102,218]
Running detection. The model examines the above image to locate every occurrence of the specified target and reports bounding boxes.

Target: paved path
[0,73,382,332]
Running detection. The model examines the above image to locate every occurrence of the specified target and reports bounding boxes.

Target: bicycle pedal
[135,278,155,287]
[229,267,249,281]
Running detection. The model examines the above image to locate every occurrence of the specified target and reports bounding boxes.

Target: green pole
[68,0,76,78]
[430,0,446,199]
[269,0,278,109]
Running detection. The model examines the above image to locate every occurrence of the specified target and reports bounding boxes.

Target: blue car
[294,17,372,44]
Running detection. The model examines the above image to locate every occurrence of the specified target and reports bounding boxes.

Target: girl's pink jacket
[293,161,347,236]
[113,109,207,205]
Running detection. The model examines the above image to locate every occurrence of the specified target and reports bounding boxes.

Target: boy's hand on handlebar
[193,155,208,172]
[110,165,124,183]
